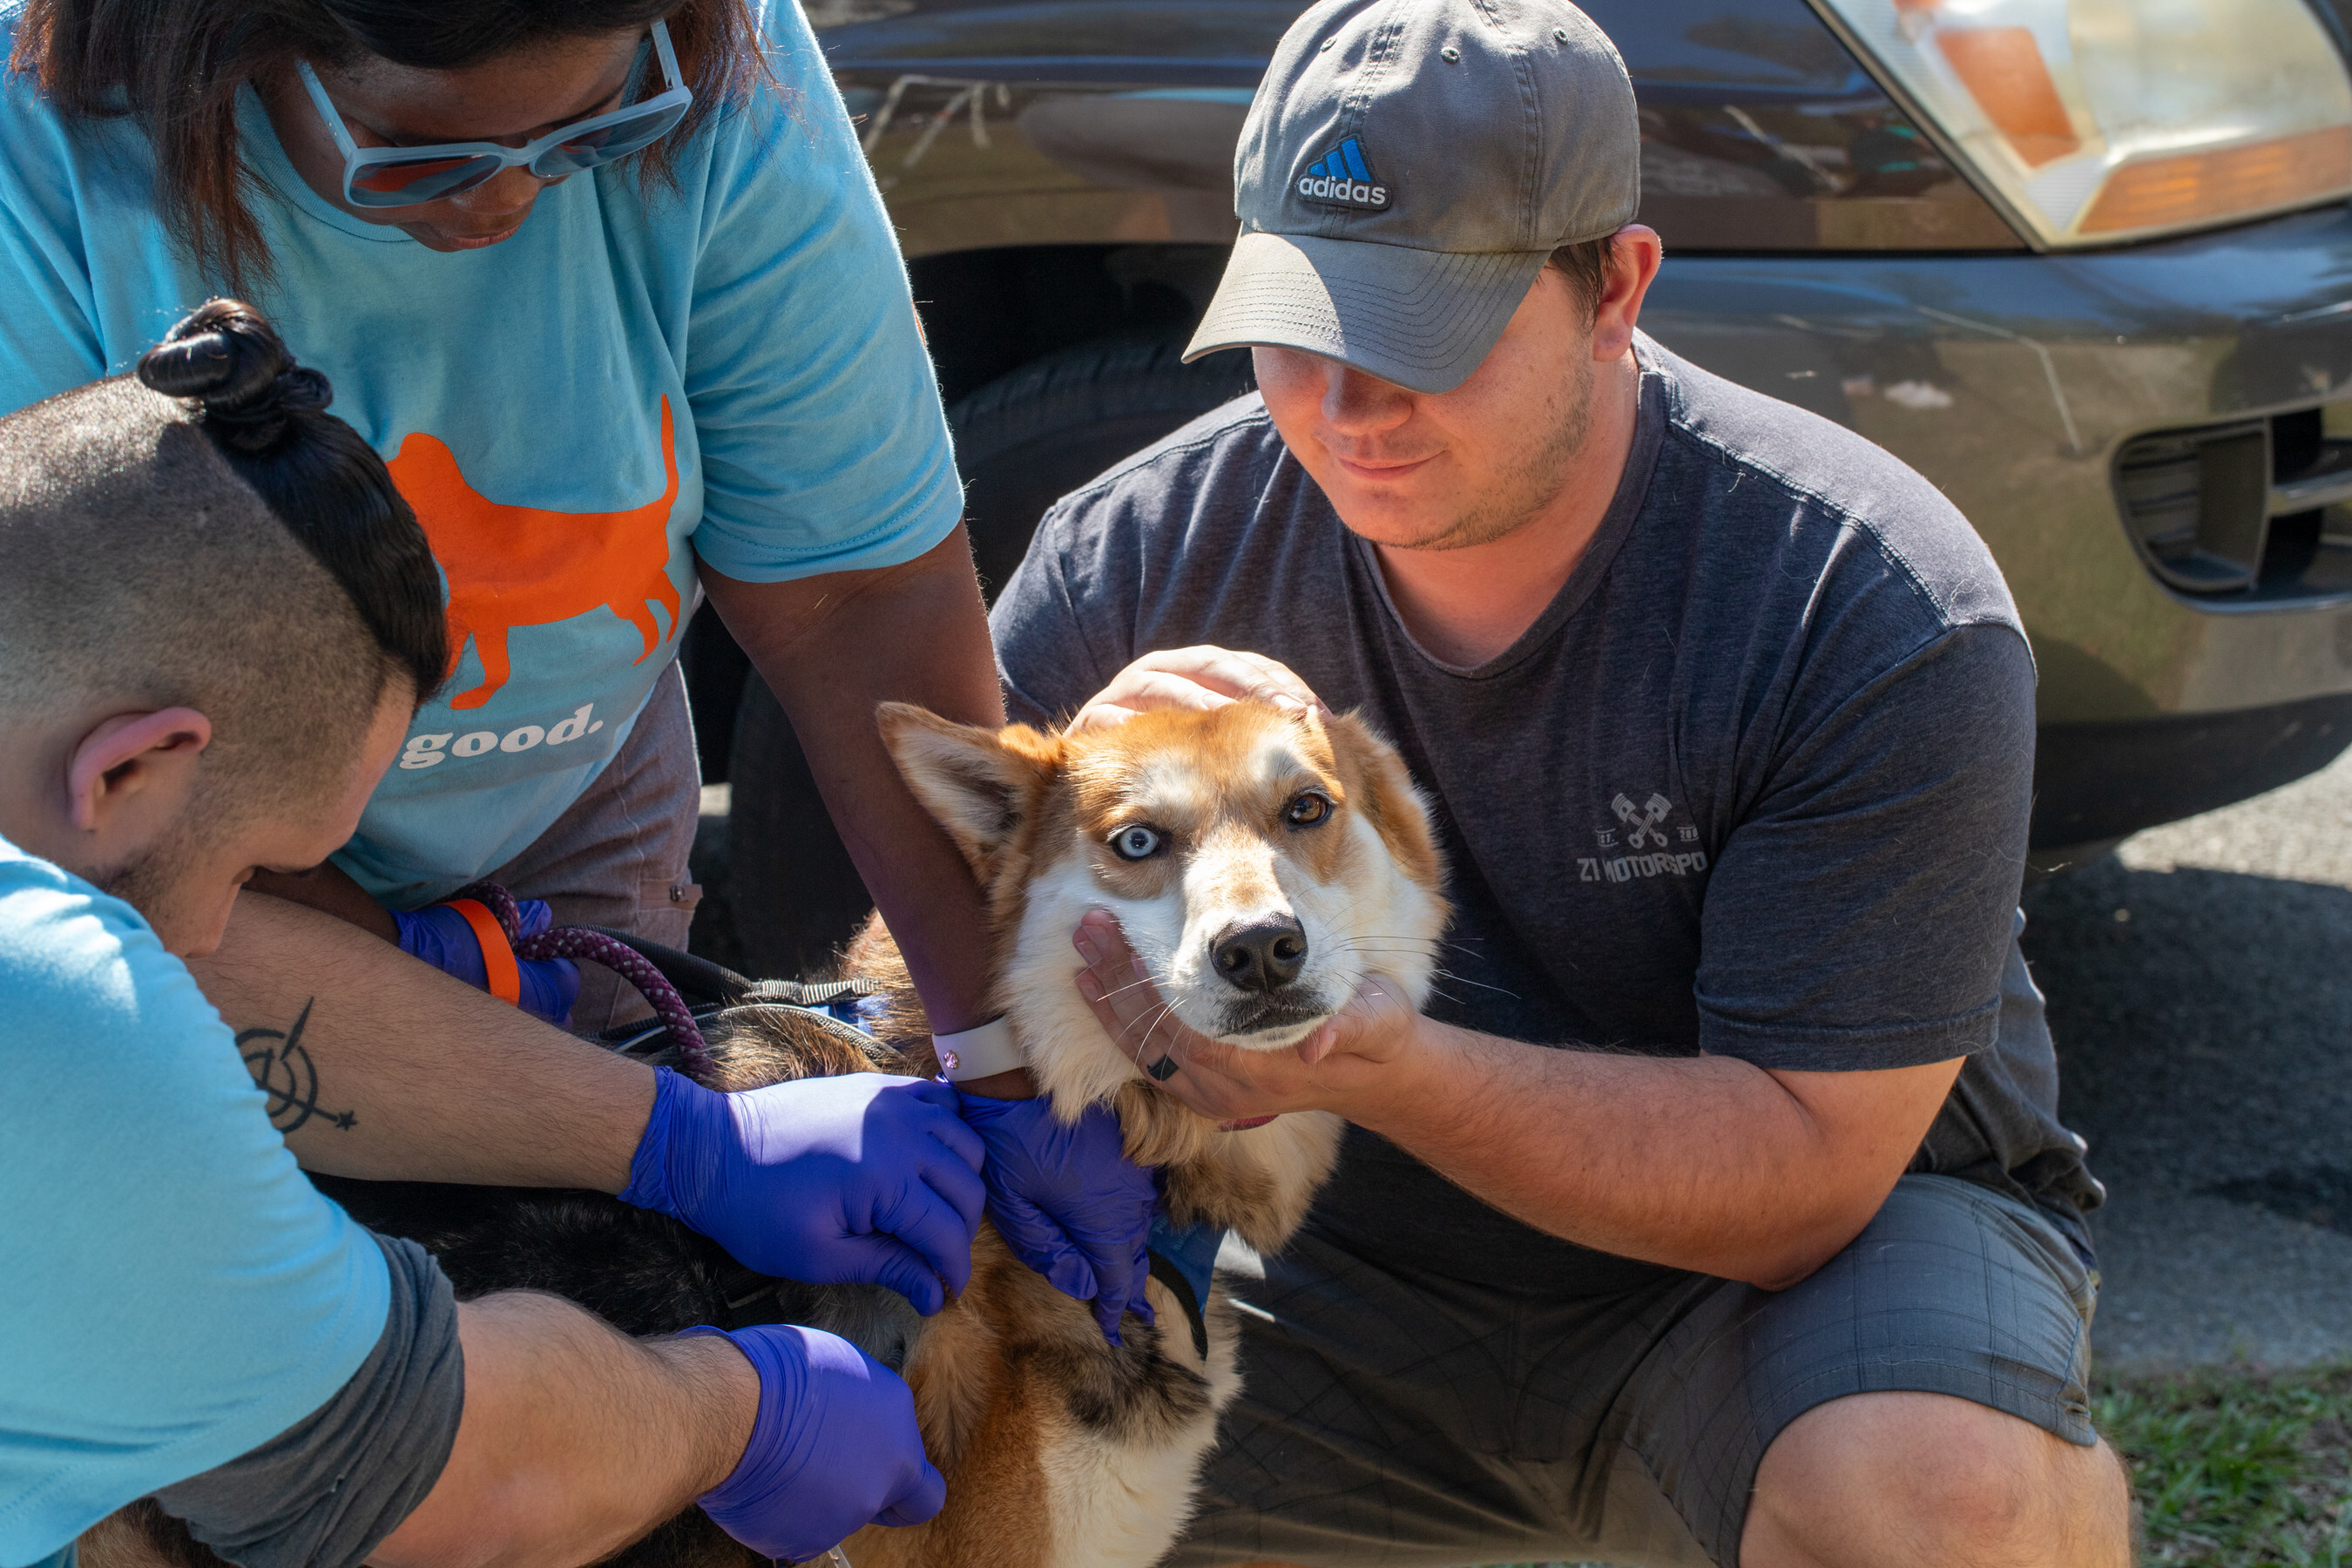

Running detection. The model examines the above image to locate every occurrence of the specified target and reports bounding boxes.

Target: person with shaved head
[0,304,958,1568]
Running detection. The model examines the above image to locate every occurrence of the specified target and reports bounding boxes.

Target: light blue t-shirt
[0,1,963,907]
[0,838,392,1568]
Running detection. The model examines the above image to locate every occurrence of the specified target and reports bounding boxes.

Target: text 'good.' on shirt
[0,0,964,908]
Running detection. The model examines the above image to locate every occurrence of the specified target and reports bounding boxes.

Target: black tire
[727,333,1255,974]
[727,672,875,977]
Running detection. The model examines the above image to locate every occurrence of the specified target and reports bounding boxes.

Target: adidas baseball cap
[1184,0,1639,395]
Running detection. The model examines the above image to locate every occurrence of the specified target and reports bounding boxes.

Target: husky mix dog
[85,699,1447,1568]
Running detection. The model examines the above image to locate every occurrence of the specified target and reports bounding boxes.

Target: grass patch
[2099,1363,2352,1565]
[1423,1368,2352,1568]
[1479,1367,2352,1568]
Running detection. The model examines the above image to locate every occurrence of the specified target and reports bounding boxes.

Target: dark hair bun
[137,299,333,455]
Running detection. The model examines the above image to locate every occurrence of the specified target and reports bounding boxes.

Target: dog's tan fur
[856,700,1447,1565]
[79,700,1444,1568]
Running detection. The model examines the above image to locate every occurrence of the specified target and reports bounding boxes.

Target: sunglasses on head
[296,20,693,211]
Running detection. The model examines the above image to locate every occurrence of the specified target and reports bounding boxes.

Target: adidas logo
[1297,137,1388,209]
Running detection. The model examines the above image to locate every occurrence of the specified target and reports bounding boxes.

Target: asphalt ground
[693,748,2352,1375]
[2023,747,2352,1373]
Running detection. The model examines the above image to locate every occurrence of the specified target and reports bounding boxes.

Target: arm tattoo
[238,998,359,1133]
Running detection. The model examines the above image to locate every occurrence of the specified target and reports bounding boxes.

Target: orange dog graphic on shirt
[389,397,683,711]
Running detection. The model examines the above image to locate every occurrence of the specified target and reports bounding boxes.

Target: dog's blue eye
[1286,792,1333,827]
[1111,825,1163,861]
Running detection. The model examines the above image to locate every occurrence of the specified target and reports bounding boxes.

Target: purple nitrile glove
[621,1067,985,1315]
[956,1092,1156,1344]
[391,899,580,1025]
[681,1323,943,1562]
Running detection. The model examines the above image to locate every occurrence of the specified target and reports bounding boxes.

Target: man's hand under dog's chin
[1072,909,1429,1123]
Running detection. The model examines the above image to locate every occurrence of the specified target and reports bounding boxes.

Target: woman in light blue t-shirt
[2,0,1159,1437]
[0,0,1004,1028]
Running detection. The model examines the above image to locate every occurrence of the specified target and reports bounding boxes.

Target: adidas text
[1297,175,1387,207]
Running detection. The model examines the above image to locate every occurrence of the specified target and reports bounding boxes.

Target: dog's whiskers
[1123,1000,1169,1060]
[1133,1006,1188,1072]
[1098,970,1173,1003]
[1427,966,1517,998]
[1125,999,1183,1070]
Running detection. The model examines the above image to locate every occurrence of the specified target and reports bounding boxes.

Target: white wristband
[934,1016,1025,1082]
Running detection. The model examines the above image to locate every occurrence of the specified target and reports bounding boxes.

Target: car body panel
[828,0,2024,254]
[1645,206,2352,722]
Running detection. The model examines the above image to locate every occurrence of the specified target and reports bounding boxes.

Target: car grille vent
[2116,405,2352,601]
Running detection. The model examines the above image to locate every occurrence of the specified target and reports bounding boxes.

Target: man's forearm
[191,891,653,1189]
[1342,1022,1960,1288]
[703,531,1004,1035]
[372,1294,753,1568]
[1074,914,1963,1288]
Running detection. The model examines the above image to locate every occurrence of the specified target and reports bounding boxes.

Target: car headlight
[1807,0,2352,247]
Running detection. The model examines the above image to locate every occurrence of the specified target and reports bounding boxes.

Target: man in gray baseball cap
[992,0,2131,1564]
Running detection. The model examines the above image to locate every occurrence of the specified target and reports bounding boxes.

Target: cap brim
[1183,231,1551,395]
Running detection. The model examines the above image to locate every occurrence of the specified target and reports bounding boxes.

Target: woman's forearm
[1342,1023,1958,1288]
[371,1294,754,1568]
[190,890,653,1189]
[245,861,400,941]
[701,531,1004,1034]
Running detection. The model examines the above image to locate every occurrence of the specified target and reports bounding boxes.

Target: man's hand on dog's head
[1072,909,1423,1122]
[1067,645,1329,734]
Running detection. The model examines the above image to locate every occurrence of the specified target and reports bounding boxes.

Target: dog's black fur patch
[1056,1335,1214,1441]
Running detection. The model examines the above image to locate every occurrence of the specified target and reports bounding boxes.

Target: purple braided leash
[450,881,530,938]
[450,882,713,1076]
[520,928,713,1077]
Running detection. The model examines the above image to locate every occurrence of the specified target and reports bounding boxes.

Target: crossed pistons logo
[1583,791,1706,884]
[1612,792,1674,849]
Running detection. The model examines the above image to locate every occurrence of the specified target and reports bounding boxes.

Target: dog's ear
[877,702,1060,873]
[1324,709,1443,896]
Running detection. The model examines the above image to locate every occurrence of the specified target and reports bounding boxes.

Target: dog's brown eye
[1110,825,1165,861]
[1285,792,1333,828]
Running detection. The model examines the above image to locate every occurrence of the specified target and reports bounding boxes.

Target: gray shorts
[1170,1174,2097,1568]
[487,659,704,1031]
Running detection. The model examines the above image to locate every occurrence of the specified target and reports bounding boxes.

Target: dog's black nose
[1212,916,1308,992]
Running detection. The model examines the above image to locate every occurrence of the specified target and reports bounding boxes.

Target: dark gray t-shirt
[991,336,2101,1294]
